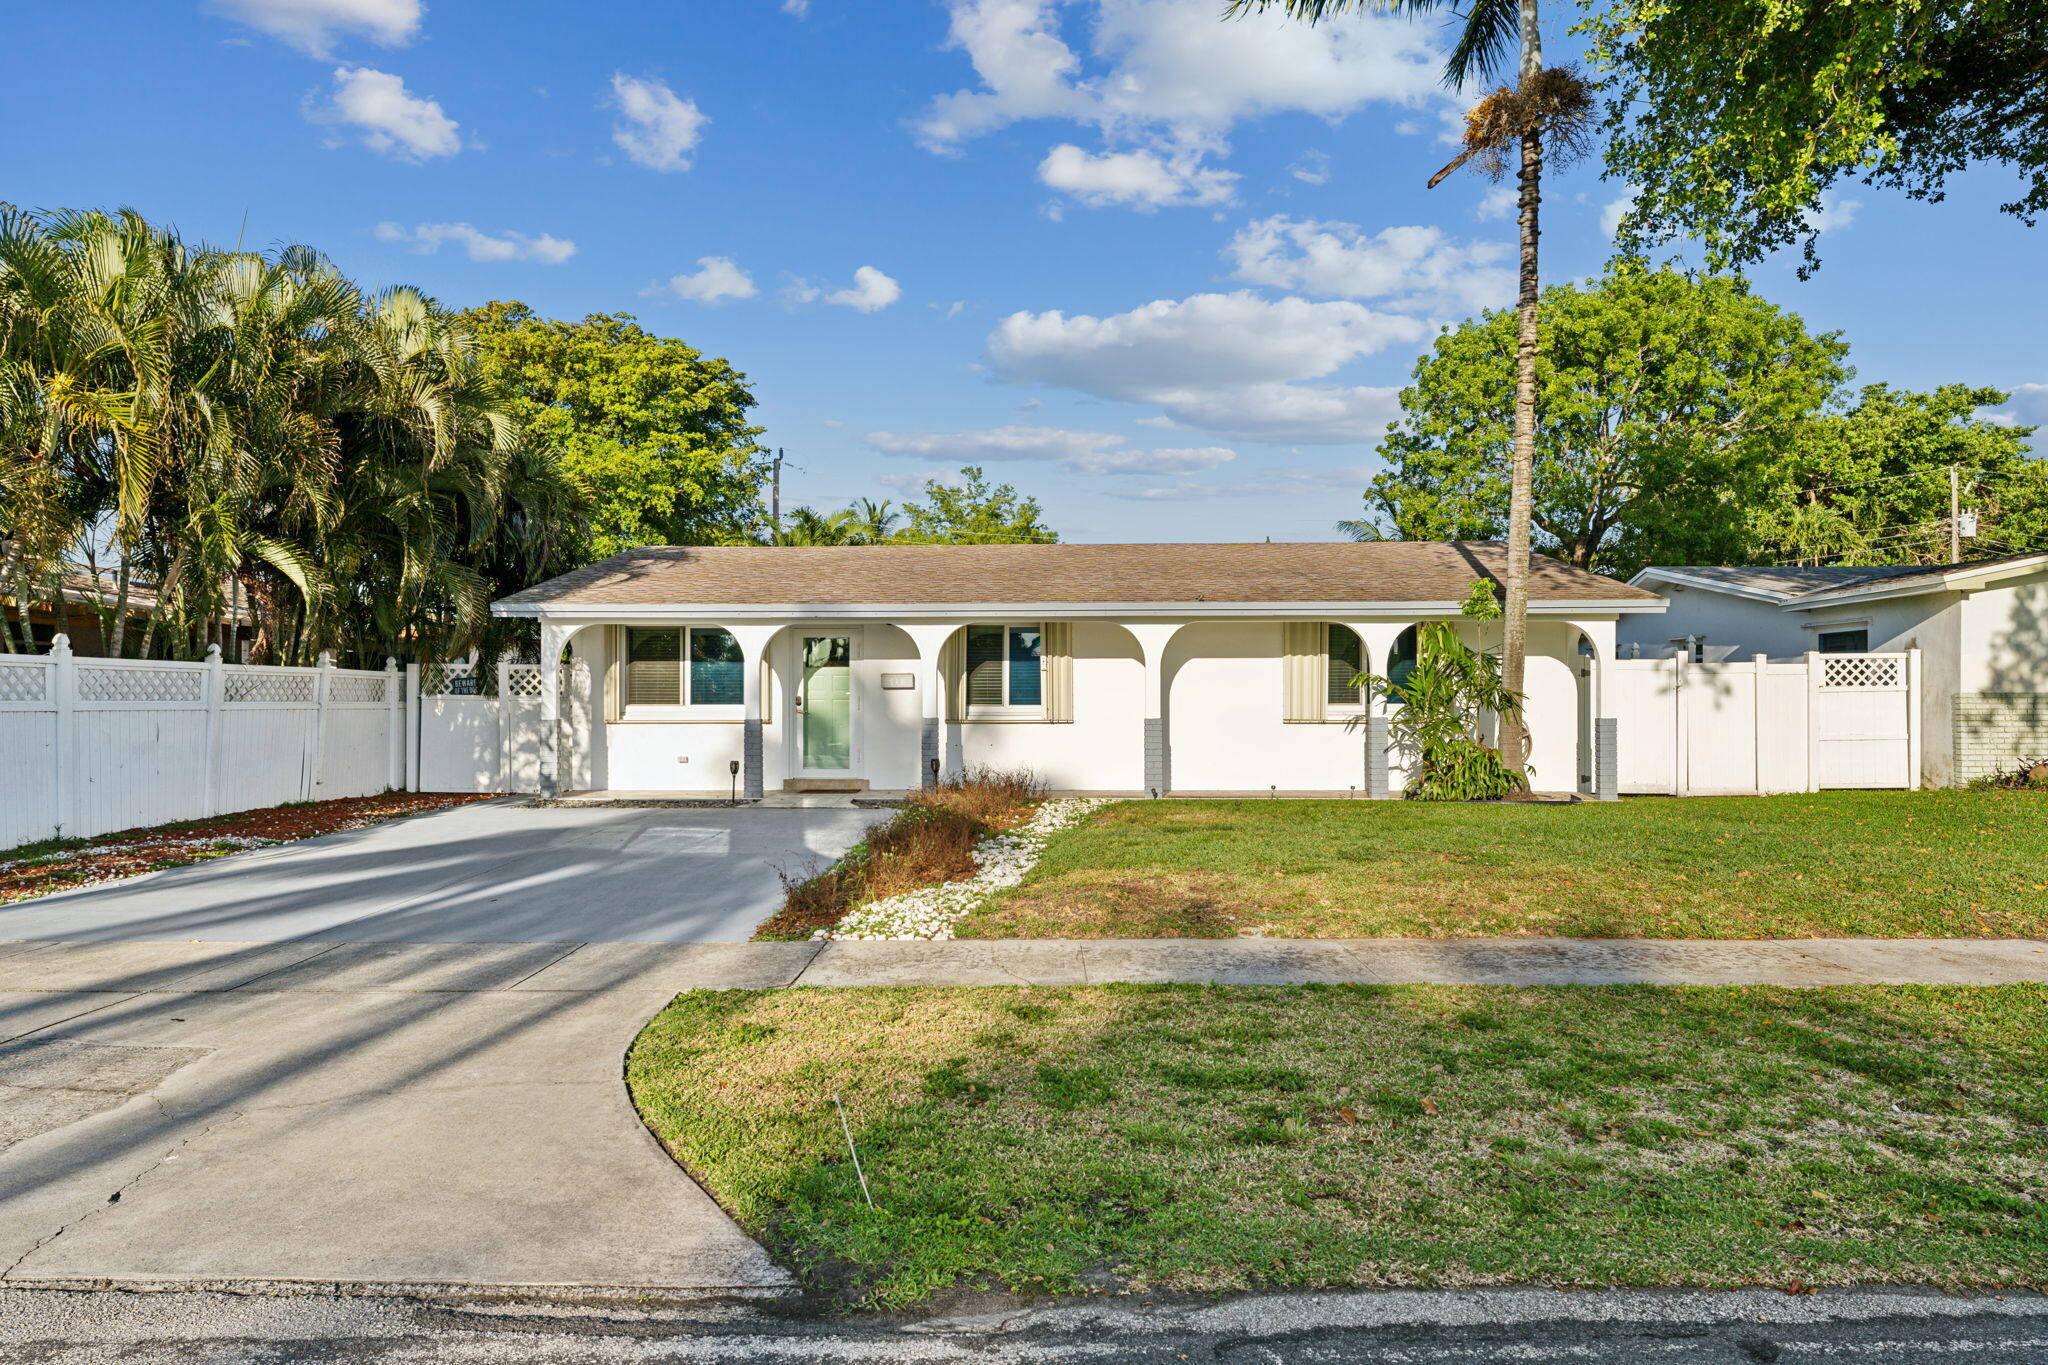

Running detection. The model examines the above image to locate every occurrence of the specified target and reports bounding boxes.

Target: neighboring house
[1,562,252,659]
[1620,552,2048,786]
[492,542,1665,800]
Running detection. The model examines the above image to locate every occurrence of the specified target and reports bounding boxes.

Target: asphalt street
[4,1286,2047,1363]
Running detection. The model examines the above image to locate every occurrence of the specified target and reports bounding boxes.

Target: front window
[1817,627,1869,654]
[1326,625,1362,708]
[625,627,744,708]
[1385,626,1419,702]
[966,624,1042,713]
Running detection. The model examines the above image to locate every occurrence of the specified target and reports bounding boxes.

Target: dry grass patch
[629,982,2048,1309]
[754,770,1045,940]
[956,792,2048,940]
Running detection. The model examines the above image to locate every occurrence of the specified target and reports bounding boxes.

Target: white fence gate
[0,638,405,848]
[408,656,588,795]
[1612,651,1920,795]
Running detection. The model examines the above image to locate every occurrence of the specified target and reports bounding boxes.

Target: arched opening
[1385,625,1419,702]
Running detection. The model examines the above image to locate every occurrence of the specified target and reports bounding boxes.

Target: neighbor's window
[1817,628,1869,654]
[625,627,744,707]
[966,624,1042,712]
[1326,625,1362,707]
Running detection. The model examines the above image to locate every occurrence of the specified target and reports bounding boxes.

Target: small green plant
[1358,581,1529,802]
[1966,757,2048,791]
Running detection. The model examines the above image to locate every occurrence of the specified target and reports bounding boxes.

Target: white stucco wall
[582,614,1609,796]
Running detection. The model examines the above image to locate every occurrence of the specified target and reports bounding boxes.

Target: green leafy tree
[1228,0,1597,773]
[898,466,1058,544]
[1586,0,2048,273]
[1750,384,2048,564]
[1360,268,1849,575]
[457,302,767,557]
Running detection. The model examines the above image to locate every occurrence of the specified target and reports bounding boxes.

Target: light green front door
[799,635,853,772]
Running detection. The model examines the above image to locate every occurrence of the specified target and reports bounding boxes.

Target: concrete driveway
[0,801,882,1294]
[0,801,880,944]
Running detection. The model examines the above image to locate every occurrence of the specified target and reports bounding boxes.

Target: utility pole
[1949,464,1961,563]
[770,448,784,542]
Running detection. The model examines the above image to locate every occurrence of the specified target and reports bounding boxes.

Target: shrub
[1359,582,1530,802]
[754,768,1045,938]
[1966,758,2048,791]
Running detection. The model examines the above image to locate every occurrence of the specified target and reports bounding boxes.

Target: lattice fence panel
[328,673,388,704]
[1822,655,1904,689]
[422,662,479,697]
[0,663,48,703]
[77,666,204,703]
[225,670,316,703]
[502,664,544,698]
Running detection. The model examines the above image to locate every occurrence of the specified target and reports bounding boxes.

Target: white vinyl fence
[407,656,589,796]
[1612,651,1920,795]
[0,637,405,848]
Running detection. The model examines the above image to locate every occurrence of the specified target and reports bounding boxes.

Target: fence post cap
[50,632,72,657]
[205,643,222,660]
[316,649,334,667]
[385,655,399,672]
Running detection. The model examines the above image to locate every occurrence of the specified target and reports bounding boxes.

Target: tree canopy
[456,302,767,558]
[1355,268,2042,573]
[0,207,584,665]
[897,466,1059,545]
[1359,269,1848,574]
[1586,0,2048,273]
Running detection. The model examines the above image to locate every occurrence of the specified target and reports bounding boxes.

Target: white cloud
[1599,188,1636,238]
[311,66,460,161]
[374,221,575,264]
[1227,216,1513,315]
[826,265,902,312]
[865,425,1115,464]
[988,290,1423,443]
[208,0,419,57]
[915,0,1446,211]
[1990,383,2048,447]
[1068,445,1235,474]
[1476,186,1517,221]
[917,0,1445,150]
[1106,462,1368,500]
[865,425,1237,475]
[1810,189,1862,235]
[609,74,707,172]
[783,0,810,13]
[1288,150,1331,185]
[657,255,757,303]
[1038,142,1236,209]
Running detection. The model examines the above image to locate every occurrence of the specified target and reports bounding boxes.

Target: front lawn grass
[628,983,2048,1309]
[954,791,2048,940]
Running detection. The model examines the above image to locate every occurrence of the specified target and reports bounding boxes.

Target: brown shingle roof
[496,542,1660,609]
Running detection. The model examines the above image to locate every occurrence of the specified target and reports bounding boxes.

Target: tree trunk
[1496,0,1544,779]
[109,552,133,659]
[1499,126,1543,774]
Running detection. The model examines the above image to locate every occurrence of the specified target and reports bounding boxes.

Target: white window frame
[964,623,1046,720]
[620,626,746,720]
[1325,624,1366,718]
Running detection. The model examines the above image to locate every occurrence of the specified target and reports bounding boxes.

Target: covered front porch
[523,612,1625,802]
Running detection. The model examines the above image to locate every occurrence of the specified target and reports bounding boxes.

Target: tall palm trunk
[1496,0,1544,773]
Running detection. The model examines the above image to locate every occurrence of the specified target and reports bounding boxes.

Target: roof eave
[1628,567,1803,605]
[493,597,1666,620]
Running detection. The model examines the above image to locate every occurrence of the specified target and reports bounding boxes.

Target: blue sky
[8,0,2044,543]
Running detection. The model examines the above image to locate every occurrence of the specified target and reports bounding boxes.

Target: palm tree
[1227,0,1593,771]
[774,505,859,546]
[849,497,901,544]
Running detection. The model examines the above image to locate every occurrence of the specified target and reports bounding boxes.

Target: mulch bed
[0,793,494,905]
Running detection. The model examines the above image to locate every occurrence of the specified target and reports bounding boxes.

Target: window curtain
[1042,622,1073,723]
[1281,621,1327,723]
[943,629,967,723]
[603,625,625,722]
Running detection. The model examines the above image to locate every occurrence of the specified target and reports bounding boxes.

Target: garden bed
[628,981,2048,1309]
[956,791,2048,940]
[0,793,494,905]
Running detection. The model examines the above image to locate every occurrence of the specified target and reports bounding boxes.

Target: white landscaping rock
[818,798,1113,941]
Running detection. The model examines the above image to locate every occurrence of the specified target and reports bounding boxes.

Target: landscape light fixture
[728,759,740,804]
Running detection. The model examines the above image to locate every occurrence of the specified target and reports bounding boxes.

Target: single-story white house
[491,542,1666,801]
[1618,551,2048,785]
